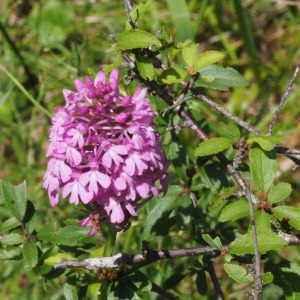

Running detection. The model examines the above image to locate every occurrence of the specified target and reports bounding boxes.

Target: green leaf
[249,145,277,192]
[159,67,187,84]
[194,137,234,157]
[219,199,250,222]
[268,183,292,204]
[202,234,222,250]
[38,223,90,246]
[55,226,90,245]
[108,282,141,300]
[196,64,248,90]
[130,0,151,24]
[194,51,225,70]
[103,55,122,74]
[0,217,20,234]
[136,57,155,81]
[0,248,22,260]
[89,283,101,295]
[273,206,300,230]
[218,124,241,140]
[182,43,198,66]
[64,283,78,300]
[196,270,207,295]
[262,272,273,285]
[0,233,23,245]
[143,185,182,239]
[129,271,152,293]
[44,253,76,266]
[229,211,287,255]
[224,263,253,284]
[117,29,162,50]
[23,241,38,268]
[247,136,281,151]
[201,75,215,82]
[1,181,27,221]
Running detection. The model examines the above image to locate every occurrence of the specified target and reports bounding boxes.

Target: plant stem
[98,226,117,300]
[245,187,262,300]
[0,64,51,118]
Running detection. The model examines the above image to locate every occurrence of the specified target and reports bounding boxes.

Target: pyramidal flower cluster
[43,68,169,232]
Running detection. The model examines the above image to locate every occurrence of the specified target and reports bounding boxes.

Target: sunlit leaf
[117,29,162,50]
[194,51,225,70]
[224,263,253,284]
[196,64,248,90]
[229,211,286,255]
[249,145,277,192]
[218,124,241,140]
[159,67,187,84]
[195,137,234,157]
[273,206,300,230]
[219,199,250,222]
[268,183,292,204]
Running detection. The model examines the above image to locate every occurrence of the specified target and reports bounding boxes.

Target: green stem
[98,226,117,300]
[0,64,52,118]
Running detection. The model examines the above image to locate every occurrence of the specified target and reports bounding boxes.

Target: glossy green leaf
[249,145,277,192]
[136,57,155,80]
[269,182,292,204]
[23,241,38,268]
[196,64,248,90]
[117,29,162,50]
[195,51,225,70]
[273,206,300,230]
[1,180,27,221]
[219,199,250,222]
[182,43,198,66]
[0,233,23,245]
[202,234,222,250]
[159,67,187,84]
[224,263,253,284]
[0,217,20,234]
[229,211,287,255]
[218,124,241,140]
[194,137,234,157]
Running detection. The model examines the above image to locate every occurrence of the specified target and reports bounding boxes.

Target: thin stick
[54,232,300,271]
[245,186,262,300]
[192,92,261,136]
[206,261,225,300]
[267,67,299,135]
[54,246,220,270]
[123,0,136,29]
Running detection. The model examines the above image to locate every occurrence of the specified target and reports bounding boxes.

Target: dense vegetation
[1,0,300,299]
